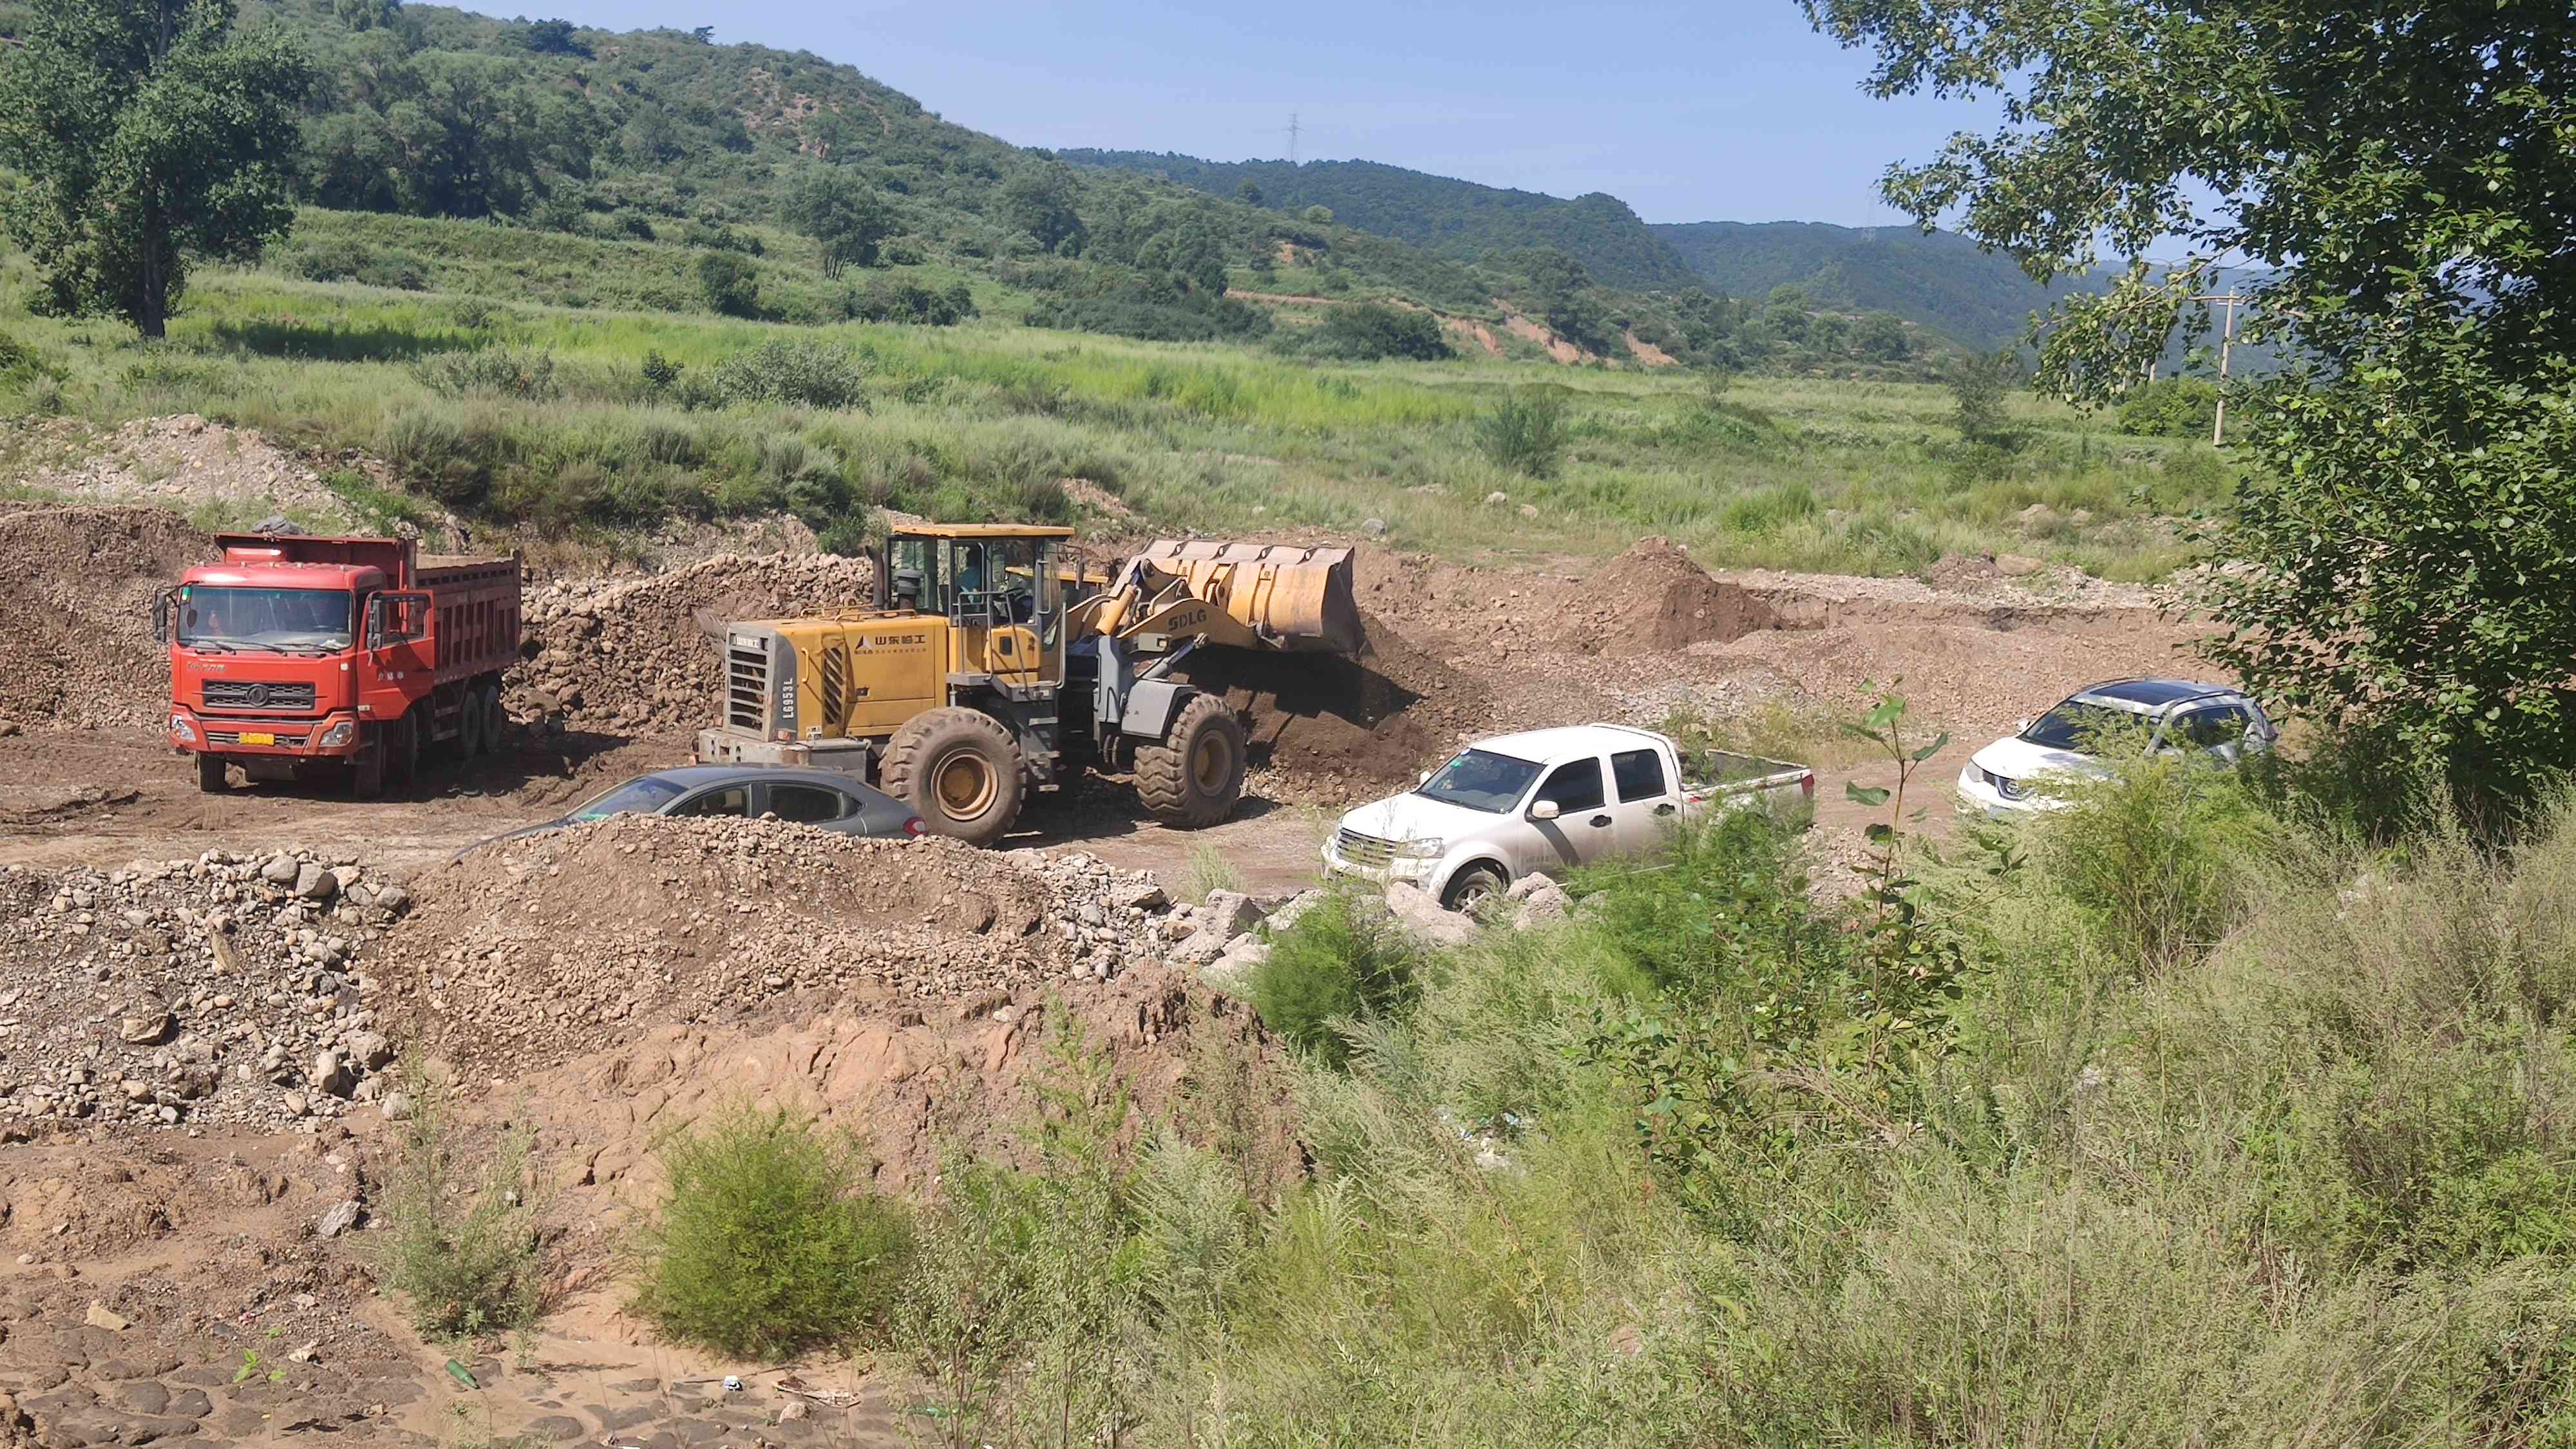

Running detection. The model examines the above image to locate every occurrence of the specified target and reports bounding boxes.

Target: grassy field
[0,210,2227,578]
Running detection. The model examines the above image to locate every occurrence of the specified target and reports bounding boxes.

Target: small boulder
[292,862,337,902]
[308,1049,351,1097]
[1511,883,1574,931]
[84,1302,129,1332]
[1199,890,1267,942]
[115,1004,175,1046]
[1995,553,2046,578]
[1264,888,1328,937]
[1383,883,1479,947]
[260,855,300,886]
[345,1030,392,1070]
[1482,491,1510,507]
[1503,873,1554,902]
[314,1200,362,1240]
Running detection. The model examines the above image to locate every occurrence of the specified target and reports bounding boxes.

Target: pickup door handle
[1653,803,1677,816]
[1588,814,1611,828]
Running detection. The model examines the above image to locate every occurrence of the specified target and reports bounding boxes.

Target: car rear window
[766,784,849,824]
[1612,748,1667,803]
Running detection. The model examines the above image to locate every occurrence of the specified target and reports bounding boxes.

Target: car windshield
[570,775,689,821]
[177,586,354,652]
[2021,701,2153,753]
[1414,749,1544,814]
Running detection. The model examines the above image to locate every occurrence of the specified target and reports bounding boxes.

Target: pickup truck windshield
[177,586,355,652]
[571,775,688,821]
[1415,749,1543,814]
[2022,701,2152,752]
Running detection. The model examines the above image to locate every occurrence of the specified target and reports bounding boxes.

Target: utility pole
[2187,289,2245,446]
[1287,111,1300,165]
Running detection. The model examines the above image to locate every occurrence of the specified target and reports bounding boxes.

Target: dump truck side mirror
[151,589,174,645]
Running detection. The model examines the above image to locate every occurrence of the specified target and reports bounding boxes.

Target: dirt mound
[15,414,402,534]
[508,551,875,734]
[375,814,1184,1076]
[516,961,1304,1204]
[1176,609,1491,799]
[0,505,214,730]
[0,846,415,1135]
[1567,538,1776,655]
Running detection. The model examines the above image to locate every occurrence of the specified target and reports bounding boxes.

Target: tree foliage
[782,164,895,277]
[1804,0,2576,799]
[0,0,311,337]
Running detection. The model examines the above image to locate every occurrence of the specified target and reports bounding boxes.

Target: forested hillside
[1653,220,2082,349]
[1060,151,1703,292]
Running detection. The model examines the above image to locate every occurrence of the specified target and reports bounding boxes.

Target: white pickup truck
[1321,723,1814,913]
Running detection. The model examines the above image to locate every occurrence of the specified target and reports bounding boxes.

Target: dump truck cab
[697,522,1363,848]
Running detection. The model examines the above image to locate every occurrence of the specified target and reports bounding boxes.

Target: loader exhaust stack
[1132,539,1367,654]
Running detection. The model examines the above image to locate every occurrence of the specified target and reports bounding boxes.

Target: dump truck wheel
[387,715,419,790]
[457,691,486,757]
[194,753,227,793]
[1137,693,1245,828]
[350,730,386,799]
[480,687,507,754]
[882,708,1024,848]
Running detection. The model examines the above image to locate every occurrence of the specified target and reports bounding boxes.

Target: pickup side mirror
[1530,799,1561,822]
[2015,718,2032,734]
[1419,770,1434,785]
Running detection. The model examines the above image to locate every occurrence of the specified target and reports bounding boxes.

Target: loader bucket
[1139,540,1367,654]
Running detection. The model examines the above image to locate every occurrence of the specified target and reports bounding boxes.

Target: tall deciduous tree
[782,166,895,278]
[1000,162,1086,255]
[1802,0,2576,799]
[0,0,310,337]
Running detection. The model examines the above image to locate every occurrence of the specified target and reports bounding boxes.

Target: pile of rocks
[375,815,1185,1074]
[507,552,876,734]
[0,848,415,1132]
[1168,875,1580,990]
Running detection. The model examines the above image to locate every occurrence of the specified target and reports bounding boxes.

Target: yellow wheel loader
[694,522,1365,846]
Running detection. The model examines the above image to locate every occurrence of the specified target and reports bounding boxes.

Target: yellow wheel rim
[1192,732,1230,793]
[934,750,997,817]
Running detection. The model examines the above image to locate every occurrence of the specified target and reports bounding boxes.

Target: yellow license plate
[238,732,274,746]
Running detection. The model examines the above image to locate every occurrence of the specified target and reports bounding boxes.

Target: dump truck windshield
[177,586,355,652]
[1416,749,1544,814]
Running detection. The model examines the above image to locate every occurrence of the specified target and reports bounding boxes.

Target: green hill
[1651,220,2086,350]
[1060,152,1703,292]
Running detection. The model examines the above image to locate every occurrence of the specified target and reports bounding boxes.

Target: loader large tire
[882,707,1024,848]
[1137,693,1245,828]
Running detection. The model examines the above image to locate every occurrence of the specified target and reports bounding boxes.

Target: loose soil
[0,505,214,732]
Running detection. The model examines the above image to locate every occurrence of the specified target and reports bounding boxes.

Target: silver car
[464,764,924,856]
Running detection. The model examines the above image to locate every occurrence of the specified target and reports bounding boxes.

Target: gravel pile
[0,848,415,1132]
[374,815,1181,1075]
[507,552,875,734]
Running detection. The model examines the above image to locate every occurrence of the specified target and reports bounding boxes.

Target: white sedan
[1958,679,2275,819]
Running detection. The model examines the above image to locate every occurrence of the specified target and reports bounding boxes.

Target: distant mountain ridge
[1057,151,1703,292]
[1651,220,2090,350]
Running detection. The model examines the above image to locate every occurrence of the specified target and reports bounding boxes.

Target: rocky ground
[0,417,2229,1446]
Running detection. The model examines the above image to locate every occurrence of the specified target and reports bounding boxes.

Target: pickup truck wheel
[882,707,1023,848]
[1441,863,1507,915]
[1136,694,1245,828]
[194,753,227,793]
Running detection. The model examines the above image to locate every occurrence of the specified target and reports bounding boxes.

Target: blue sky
[531,0,2000,227]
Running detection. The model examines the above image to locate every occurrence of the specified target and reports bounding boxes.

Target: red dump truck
[155,533,522,795]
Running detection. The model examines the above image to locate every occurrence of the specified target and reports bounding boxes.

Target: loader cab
[874,524,1078,690]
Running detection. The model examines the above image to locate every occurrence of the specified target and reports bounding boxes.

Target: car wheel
[1441,863,1507,915]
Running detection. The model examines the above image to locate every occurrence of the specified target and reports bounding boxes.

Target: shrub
[1290,303,1453,361]
[697,251,761,317]
[1247,890,1424,1065]
[1951,349,2026,450]
[415,348,558,401]
[710,340,867,409]
[377,1073,544,1338]
[2118,376,2221,437]
[632,1106,912,1358]
[2025,747,2275,970]
[1475,390,1569,477]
